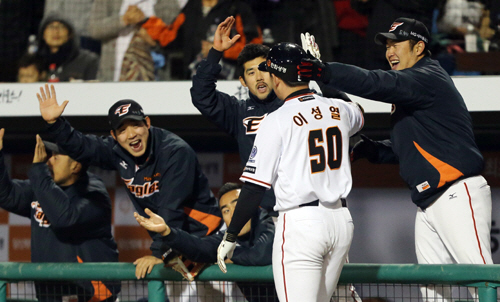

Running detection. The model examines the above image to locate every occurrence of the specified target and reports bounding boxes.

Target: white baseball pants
[415,175,493,302]
[273,204,354,302]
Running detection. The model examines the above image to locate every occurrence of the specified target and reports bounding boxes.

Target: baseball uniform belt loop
[299,199,347,208]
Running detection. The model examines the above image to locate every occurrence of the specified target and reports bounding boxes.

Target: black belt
[299,199,347,207]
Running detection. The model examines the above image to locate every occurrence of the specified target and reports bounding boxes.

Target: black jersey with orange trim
[47,119,222,258]
[191,48,283,213]
[0,154,120,300]
[323,57,483,208]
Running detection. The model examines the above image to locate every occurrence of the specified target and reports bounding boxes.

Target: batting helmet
[258,42,308,84]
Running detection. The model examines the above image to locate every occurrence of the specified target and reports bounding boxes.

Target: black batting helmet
[258,42,308,84]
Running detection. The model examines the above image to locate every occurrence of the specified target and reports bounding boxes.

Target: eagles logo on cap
[108,99,146,131]
[389,22,404,32]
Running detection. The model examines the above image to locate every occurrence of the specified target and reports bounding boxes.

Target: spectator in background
[245,0,339,62]
[0,0,44,82]
[141,0,263,79]
[88,0,181,82]
[351,0,439,70]
[18,53,47,83]
[38,14,99,81]
[0,130,120,302]
[333,0,369,68]
[44,0,102,55]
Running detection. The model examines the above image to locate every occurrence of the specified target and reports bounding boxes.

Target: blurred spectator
[0,0,44,82]
[351,0,439,70]
[437,0,492,42]
[333,0,369,68]
[246,0,339,62]
[141,0,263,79]
[18,53,47,83]
[88,0,181,82]
[38,14,99,81]
[44,0,102,54]
[0,131,120,302]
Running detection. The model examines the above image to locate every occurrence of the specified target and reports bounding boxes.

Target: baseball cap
[43,141,68,155]
[258,42,308,83]
[374,17,430,46]
[108,100,146,131]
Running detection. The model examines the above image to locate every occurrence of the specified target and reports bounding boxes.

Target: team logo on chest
[122,177,160,198]
[31,201,50,227]
[243,114,267,134]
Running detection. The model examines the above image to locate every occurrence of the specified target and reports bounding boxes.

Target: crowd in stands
[1,0,499,83]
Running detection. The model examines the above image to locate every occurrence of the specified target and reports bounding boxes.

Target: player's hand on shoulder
[37,84,69,124]
[133,255,163,279]
[350,134,378,163]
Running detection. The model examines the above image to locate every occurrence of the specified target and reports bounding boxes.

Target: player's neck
[282,86,312,101]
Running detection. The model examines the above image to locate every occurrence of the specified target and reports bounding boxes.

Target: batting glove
[350,134,379,163]
[300,32,321,61]
[217,232,237,273]
[299,55,329,83]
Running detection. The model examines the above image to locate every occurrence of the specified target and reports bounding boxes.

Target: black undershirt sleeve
[226,182,267,239]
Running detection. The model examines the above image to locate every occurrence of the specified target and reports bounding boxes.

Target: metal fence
[0,263,499,302]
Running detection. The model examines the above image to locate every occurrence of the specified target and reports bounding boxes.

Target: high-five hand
[134,208,171,236]
[300,32,321,61]
[33,135,47,164]
[213,16,241,52]
[37,84,69,124]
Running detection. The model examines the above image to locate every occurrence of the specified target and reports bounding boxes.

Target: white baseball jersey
[240,91,364,211]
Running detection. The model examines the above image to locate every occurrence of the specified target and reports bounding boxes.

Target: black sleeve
[231,211,274,266]
[28,165,111,229]
[161,228,223,263]
[323,62,434,108]
[374,139,399,164]
[190,48,244,138]
[0,152,33,217]
[317,82,352,102]
[47,118,116,170]
[226,182,266,236]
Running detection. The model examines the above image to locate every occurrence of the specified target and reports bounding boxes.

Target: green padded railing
[0,263,499,302]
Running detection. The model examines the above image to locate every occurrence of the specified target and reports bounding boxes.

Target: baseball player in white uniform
[217,42,364,302]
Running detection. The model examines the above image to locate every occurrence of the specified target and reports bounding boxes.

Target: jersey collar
[284,88,314,102]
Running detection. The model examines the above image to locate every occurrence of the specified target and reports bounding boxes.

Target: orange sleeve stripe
[142,14,186,47]
[223,15,263,60]
[183,208,222,236]
[77,256,113,302]
[413,141,464,188]
[240,175,271,188]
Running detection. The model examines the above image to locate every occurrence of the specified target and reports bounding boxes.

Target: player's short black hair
[218,182,242,200]
[236,44,270,79]
[18,53,44,71]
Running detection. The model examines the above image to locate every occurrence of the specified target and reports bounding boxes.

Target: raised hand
[301,32,321,61]
[213,16,241,52]
[134,208,171,236]
[33,134,48,164]
[37,84,69,124]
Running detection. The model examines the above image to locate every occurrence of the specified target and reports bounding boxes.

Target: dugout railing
[0,263,499,302]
